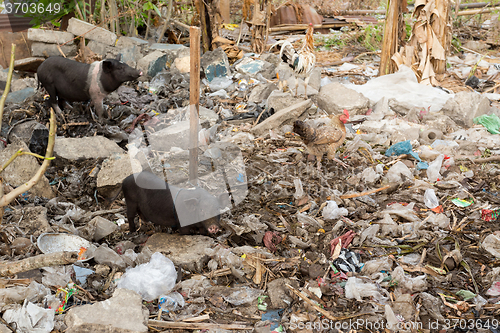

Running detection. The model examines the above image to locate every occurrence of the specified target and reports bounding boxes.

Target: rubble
[53,136,124,161]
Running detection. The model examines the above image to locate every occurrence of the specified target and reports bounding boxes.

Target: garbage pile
[2,21,500,333]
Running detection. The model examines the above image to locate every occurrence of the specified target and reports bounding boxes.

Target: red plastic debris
[330,230,356,256]
[263,231,282,253]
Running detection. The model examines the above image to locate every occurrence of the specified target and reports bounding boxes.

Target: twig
[483,82,500,94]
[62,121,90,129]
[339,185,390,199]
[285,283,339,321]
[148,319,252,330]
[0,44,16,131]
[455,155,500,163]
[0,252,78,277]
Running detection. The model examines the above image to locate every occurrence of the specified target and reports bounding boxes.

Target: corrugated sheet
[0,14,33,32]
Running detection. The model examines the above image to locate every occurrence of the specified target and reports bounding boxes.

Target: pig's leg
[125,201,139,233]
[45,89,66,122]
[93,98,105,121]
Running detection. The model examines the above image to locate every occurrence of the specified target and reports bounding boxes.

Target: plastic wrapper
[386,161,413,183]
[333,249,362,273]
[159,292,185,312]
[222,286,262,305]
[474,114,500,134]
[117,252,177,301]
[481,233,500,258]
[293,178,304,199]
[322,201,348,220]
[3,300,55,333]
[345,277,387,303]
[427,154,444,182]
[42,266,73,287]
[391,266,428,293]
[0,281,51,308]
[424,189,439,209]
[361,257,393,275]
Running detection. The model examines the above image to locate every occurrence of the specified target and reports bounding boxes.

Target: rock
[116,36,148,48]
[266,90,303,112]
[0,141,55,198]
[5,87,36,104]
[421,113,458,134]
[97,153,140,190]
[314,82,370,115]
[67,18,117,46]
[145,233,215,271]
[248,83,278,104]
[137,51,167,79]
[31,42,77,57]
[14,57,44,72]
[87,40,116,59]
[172,55,190,73]
[267,278,298,309]
[463,40,490,51]
[54,136,124,161]
[151,44,189,69]
[150,43,186,52]
[65,288,148,333]
[7,120,48,156]
[308,67,322,91]
[235,57,276,80]
[11,78,37,92]
[252,99,313,136]
[27,28,74,44]
[148,121,191,152]
[260,52,280,67]
[285,76,319,96]
[118,46,143,68]
[440,91,491,128]
[93,244,126,269]
[201,47,231,82]
[12,207,52,237]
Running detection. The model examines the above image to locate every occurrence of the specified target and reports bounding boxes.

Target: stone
[248,83,278,104]
[12,207,52,237]
[67,18,117,46]
[118,46,143,67]
[267,278,298,309]
[440,91,491,128]
[172,55,190,73]
[145,233,215,271]
[151,44,189,69]
[0,141,55,198]
[14,57,44,72]
[27,28,74,45]
[148,121,192,152]
[116,36,148,48]
[201,47,231,82]
[86,40,115,59]
[284,76,319,97]
[235,57,276,80]
[307,67,322,91]
[149,43,186,52]
[137,51,167,79]
[11,78,37,92]
[252,99,313,136]
[97,153,140,189]
[8,120,48,156]
[31,42,77,57]
[260,52,280,66]
[5,87,36,104]
[314,82,370,115]
[65,288,148,333]
[54,136,124,161]
[266,90,303,112]
[93,244,126,269]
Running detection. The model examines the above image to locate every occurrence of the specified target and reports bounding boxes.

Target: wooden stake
[148,320,252,330]
[379,0,403,76]
[189,27,201,182]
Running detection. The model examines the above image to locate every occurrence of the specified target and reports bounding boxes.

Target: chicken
[293,109,350,170]
[271,23,316,98]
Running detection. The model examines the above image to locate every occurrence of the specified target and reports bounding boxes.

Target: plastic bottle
[424,189,439,209]
[158,292,185,312]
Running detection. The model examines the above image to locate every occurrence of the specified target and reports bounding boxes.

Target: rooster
[293,109,350,170]
[271,23,316,98]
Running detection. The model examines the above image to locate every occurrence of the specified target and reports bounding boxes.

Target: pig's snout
[139,71,143,76]
[208,225,219,234]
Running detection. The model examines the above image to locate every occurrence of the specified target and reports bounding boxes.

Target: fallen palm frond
[392,0,451,85]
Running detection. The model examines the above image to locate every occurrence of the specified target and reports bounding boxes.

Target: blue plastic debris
[237,173,245,183]
[261,308,284,331]
[385,140,429,170]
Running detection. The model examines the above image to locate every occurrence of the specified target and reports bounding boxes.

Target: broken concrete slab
[5,87,36,104]
[440,91,491,128]
[235,57,276,80]
[152,44,189,69]
[97,153,139,189]
[54,136,124,161]
[266,90,304,112]
[172,54,190,73]
[11,78,37,92]
[201,47,231,82]
[308,67,322,91]
[248,83,278,104]
[137,51,167,79]
[67,18,117,46]
[0,141,55,198]
[118,46,143,68]
[27,28,74,45]
[314,82,370,115]
[145,233,215,272]
[252,99,313,136]
[87,40,116,59]
[116,36,148,48]
[13,57,44,72]
[65,288,148,333]
[31,42,77,57]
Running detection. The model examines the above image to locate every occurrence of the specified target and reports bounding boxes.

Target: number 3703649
[3,2,61,14]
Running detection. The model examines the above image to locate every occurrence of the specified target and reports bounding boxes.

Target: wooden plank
[189,26,200,182]
[148,319,252,330]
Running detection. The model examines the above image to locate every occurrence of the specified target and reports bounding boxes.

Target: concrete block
[137,51,167,78]
[28,28,74,45]
[31,42,77,57]
[67,18,117,46]
[201,47,230,81]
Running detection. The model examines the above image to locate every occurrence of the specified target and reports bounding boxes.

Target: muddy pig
[122,172,221,235]
[37,56,142,120]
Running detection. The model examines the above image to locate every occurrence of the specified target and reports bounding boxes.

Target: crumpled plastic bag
[385,140,428,169]
[391,266,428,292]
[3,300,54,333]
[322,201,348,220]
[474,114,500,134]
[117,252,177,301]
[345,277,387,303]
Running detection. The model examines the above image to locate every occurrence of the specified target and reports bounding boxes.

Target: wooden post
[189,27,201,182]
[379,0,401,76]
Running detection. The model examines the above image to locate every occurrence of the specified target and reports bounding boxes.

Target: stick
[0,109,57,207]
[268,23,348,33]
[483,82,500,94]
[285,284,339,321]
[455,155,500,163]
[62,121,90,129]
[182,314,210,322]
[148,320,252,330]
[189,27,201,182]
[0,252,78,277]
[457,6,500,16]
[0,44,15,131]
[339,185,390,199]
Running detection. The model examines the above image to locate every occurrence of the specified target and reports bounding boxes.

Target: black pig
[37,56,142,120]
[121,172,221,235]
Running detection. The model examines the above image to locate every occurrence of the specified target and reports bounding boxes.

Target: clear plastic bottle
[424,189,439,209]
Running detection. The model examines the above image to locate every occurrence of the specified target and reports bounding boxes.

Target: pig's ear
[102,60,114,73]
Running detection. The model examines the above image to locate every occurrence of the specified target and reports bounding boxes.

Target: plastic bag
[117,252,177,301]
[345,277,387,303]
[424,189,439,209]
[362,257,393,275]
[3,300,55,333]
[222,286,262,305]
[427,154,444,182]
[474,114,500,134]
[386,161,412,183]
[391,266,428,292]
[322,201,348,220]
[482,233,500,258]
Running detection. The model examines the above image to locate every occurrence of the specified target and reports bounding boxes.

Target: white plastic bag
[322,201,348,220]
[117,252,177,301]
